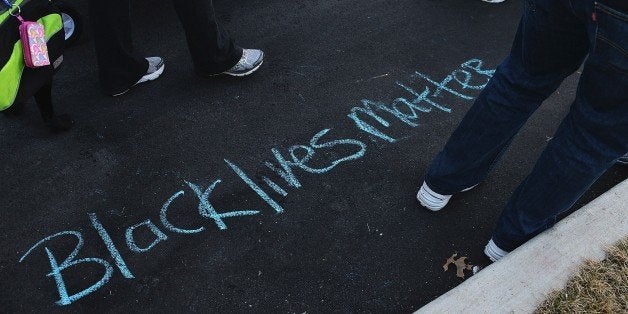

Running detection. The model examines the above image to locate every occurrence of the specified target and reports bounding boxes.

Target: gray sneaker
[223,49,264,77]
[112,57,165,97]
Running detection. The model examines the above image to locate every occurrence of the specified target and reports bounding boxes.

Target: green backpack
[0,0,64,111]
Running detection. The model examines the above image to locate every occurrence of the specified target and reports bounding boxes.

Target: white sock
[484,239,508,262]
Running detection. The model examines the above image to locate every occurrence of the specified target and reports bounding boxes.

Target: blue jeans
[425,0,628,252]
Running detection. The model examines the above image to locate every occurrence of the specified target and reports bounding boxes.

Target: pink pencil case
[18,19,50,68]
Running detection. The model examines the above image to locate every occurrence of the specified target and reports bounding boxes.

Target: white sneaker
[223,49,264,77]
[112,57,165,97]
[482,0,507,3]
[484,239,508,262]
[137,57,165,84]
[417,181,477,211]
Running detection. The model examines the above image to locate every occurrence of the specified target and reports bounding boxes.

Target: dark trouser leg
[87,0,148,95]
[424,0,589,195]
[492,0,628,251]
[34,81,74,131]
[171,0,242,76]
[34,81,54,121]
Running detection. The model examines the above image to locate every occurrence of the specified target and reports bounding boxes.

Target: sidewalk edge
[416,179,628,314]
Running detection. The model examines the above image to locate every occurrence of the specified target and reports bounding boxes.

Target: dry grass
[536,237,628,314]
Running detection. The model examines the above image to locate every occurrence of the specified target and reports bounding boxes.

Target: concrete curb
[416,179,628,314]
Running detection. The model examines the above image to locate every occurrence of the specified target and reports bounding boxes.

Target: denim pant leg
[492,1,628,252]
[424,0,589,195]
[171,0,243,76]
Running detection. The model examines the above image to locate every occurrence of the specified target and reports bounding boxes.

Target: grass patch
[536,237,628,313]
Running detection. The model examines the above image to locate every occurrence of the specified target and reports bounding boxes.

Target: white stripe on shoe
[484,239,509,262]
[112,57,165,97]
[417,182,479,211]
[417,182,452,211]
[137,62,164,84]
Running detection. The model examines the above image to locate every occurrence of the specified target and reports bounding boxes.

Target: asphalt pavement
[1,0,626,312]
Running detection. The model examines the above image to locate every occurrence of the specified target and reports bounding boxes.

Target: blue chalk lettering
[461,59,495,77]
[265,148,303,188]
[393,82,432,117]
[451,69,487,90]
[225,159,285,214]
[296,128,367,174]
[393,97,431,113]
[412,72,473,101]
[19,230,83,263]
[17,57,496,305]
[19,231,113,306]
[186,180,221,219]
[88,213,134,279]
[347,99,396,142]
[160,191,206,234]
[186,180,260,230]
[389,98,421,127]
[45,248,113,306]
[377,98,424,128]
[125,220,169,253]
[288,145,315,166]
[262,176,289,197]
[397,83,452,113]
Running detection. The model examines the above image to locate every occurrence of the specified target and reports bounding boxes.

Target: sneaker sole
[417,183,478,211]
[461,184,478,192]
[418,199,446,212]
[222,59,264,77]
[137,63,165,84]
[417,184,451,211]
[112,63,165,97]
[418,193,450,211]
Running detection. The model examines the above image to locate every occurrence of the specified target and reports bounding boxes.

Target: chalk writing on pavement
[18,58,495,306]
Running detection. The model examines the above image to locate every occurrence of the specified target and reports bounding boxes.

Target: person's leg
[34,80,74,132]
[490,0,628,255]
[87,0,148,95]
[421,0,589,198]
[170,0,242,76]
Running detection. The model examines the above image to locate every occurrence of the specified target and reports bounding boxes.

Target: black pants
[88,0,242,95]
